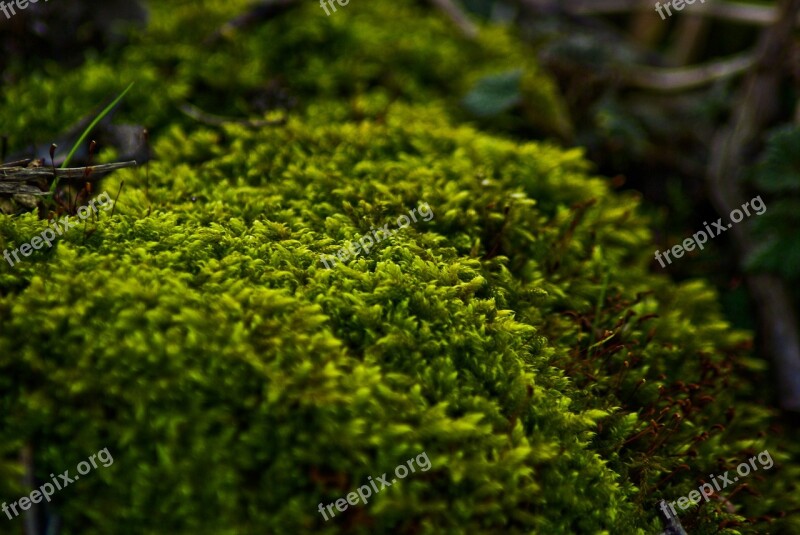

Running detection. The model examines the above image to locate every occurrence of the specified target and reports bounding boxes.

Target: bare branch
[0,161,137,183]
[0,183,50,195]
[565,0,781,26]
[624,52,757,91]
[429,0,479,39]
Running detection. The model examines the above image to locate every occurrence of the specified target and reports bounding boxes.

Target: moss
[0,0,570,150]
[1,1,798,534]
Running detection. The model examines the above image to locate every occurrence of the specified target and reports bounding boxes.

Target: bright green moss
[1,1,799,534]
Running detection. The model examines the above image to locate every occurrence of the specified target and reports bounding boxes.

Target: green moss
[1,1,798,534]
[0,0,570,150]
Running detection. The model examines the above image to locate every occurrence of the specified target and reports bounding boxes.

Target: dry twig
[565,0,786,26]
[0,161,137,183]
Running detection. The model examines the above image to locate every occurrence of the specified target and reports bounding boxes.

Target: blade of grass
[51,82,135,195]
[60,82,134,169]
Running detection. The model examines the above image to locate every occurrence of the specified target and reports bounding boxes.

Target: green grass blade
[60,82,135,170]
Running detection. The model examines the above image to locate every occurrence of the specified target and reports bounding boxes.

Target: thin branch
[428,0,479,39]
[667,11,709,65]
[565,0,782,26]
[21,444,39,535]
[0,159,33,169]
[0,183,49,195]
[0,161,137,183]
[624,52,757,91]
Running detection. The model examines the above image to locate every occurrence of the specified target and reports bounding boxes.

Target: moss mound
[1,1,798,534]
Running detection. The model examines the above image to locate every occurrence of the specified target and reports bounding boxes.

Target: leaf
[462,69,523,117]
[754,126,800,193]
[746,233,800,279]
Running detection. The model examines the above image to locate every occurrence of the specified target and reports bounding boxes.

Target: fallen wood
[0,161,137,183]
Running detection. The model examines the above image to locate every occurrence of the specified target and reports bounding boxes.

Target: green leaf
[754,126,800,193]
[462,69,523,117]
[60,82,135,170]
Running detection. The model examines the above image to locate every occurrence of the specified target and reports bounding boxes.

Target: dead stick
[0,161,137,182]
